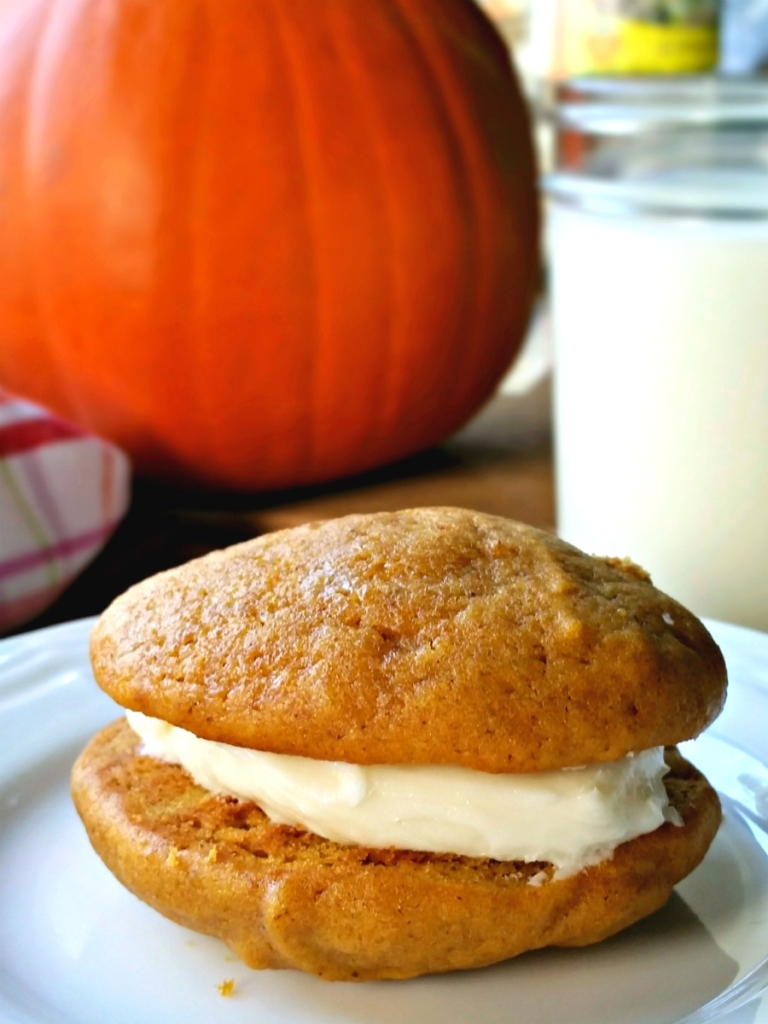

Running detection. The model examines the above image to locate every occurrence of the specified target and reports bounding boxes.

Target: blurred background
[2,0,767,636]
[478,0,767,170]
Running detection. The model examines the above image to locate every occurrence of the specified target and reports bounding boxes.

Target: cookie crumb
[217,978,236,997]
[602,555,651,582]
[166,845,181,868]
[206,845,219,864]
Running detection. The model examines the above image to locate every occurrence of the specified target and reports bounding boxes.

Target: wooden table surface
[12,379,554,636]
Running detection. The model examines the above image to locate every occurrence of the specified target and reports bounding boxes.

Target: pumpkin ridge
[188,1,220,476]
[190,1,318,485]
[2,1,49,397]
[324,2,397,458]
[410,0,539,414]
[392,0,479,430]
[405,0,533,418]
[145,0,216,475]
[26,0,73,411]
[272,0,329,475]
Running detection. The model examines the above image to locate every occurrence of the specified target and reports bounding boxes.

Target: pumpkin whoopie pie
[71,508,726,981]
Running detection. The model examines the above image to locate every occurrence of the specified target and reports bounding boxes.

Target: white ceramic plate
[0,617,767,1024]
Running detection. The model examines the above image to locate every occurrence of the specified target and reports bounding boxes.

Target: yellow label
[616,21,719,74]
[555,3,719,77]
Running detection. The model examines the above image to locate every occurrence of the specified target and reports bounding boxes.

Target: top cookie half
[90,508,726,773]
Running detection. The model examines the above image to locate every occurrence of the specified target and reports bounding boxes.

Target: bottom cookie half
[71,719,721,981]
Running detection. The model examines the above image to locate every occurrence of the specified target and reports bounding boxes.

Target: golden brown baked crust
[71,719,722,981]
[90,508,726,772]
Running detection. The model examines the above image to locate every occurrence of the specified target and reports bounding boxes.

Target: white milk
[550,189,768,631]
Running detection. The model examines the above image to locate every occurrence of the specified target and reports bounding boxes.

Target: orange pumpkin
[0,0,538,490]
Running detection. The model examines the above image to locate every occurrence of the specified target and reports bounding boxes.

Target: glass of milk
[547,77,768,632]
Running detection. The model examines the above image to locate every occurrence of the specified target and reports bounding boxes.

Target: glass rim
[546,172,768,220]
[553,75,768,135]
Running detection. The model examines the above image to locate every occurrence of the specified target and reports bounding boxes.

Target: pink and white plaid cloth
[0,390,131,633]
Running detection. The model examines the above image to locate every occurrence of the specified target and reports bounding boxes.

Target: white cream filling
[127,711,682,879]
